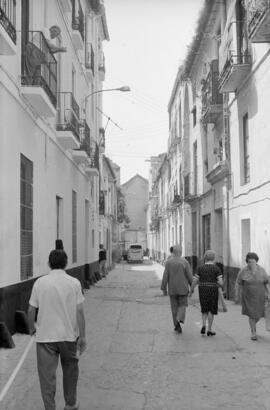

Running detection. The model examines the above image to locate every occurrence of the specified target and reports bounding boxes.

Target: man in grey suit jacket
[161,245,193,333]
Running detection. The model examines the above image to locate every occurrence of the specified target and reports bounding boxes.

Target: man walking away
[161,245,193,333]
[99,244,108,277]
[28,248,86,410]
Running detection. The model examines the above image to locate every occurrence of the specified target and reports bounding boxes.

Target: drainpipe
[223,94,231,299]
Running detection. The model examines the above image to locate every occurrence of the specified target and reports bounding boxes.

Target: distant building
[99,155,119,267]
[121,174,149,251]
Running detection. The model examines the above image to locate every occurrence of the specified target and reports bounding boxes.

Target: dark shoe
[174,321,182,333]
[207,331,216,336]
[174,321,180,331]
[177,321,182,333]
[201,326,206,335]
[64,404,79,410]
[251,335,258,341]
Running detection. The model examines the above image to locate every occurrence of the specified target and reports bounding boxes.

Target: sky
[102,0,204,184]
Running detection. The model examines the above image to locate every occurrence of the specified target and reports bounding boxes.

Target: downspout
[223,93,231,299]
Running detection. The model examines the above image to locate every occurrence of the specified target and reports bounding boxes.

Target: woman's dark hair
[246,252,259,263]
[48,249,68,269]
[170,246,174,253]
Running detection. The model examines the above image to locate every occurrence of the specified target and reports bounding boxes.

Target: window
[192,212,197,255]
[56,196,63,239]
[193,141,198,195]
[179,225,183,250]
[171,226,175,245]
[242,113,250,184]
[191,105,197,127]
[203,214,211,253]
[20,154,33,280]
[92,229,95,248]
[72,190,77,262]
[90,83,95,119]
[184,174,190,197]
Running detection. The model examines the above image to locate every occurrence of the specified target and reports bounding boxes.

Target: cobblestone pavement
[2,261,270,409]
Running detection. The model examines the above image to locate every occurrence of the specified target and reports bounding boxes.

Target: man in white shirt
[28,248,86,410]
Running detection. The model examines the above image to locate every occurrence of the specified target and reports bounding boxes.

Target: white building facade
[148,0,270,297]
[0,0,110,338]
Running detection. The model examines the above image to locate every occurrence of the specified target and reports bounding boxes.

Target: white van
[127,244,144,263]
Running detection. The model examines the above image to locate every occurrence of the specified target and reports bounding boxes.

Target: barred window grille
[203,214,211,253]
[72,190,77,262]
[20,154,33,280]
[243,113,250,184]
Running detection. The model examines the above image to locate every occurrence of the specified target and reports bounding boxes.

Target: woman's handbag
[218,288,227,312]
[265,300,270,331]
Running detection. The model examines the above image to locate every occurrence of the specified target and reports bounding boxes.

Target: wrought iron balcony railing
[80,120,91,156]
[72,0,84,42]
[98,51,105,72]
[21,31,57,107]
[218,20,251,93]
[89,141,99,170]
[219,52,251,92]
[99,127,105,152]
[246,0,270,42]
[56,92,81,141]
[201,59,223,122]
[85,42,94,73]
[0,0,16,43]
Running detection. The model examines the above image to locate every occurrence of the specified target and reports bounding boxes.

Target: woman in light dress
[236,252,270,341]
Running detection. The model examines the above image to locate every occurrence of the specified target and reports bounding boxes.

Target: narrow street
[2,262,270,409]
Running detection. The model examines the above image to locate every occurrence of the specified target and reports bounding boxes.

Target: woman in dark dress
[190,250,223,336]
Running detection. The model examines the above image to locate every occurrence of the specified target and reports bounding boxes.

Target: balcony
[248,2,270,42]
[219,21,251,93]
[89,0,104,14]
[85,42,94,81]
[0,0,16,54]
[167,194,182,211]
[72,149,88,165]
[173,194,182,204]
[201,60,223,123]
[81,120,91,156]
[21,31,57,117]
[219,52,251,93]
[98,51,105,81]
[56,92,81,150]
[71,0,84,50]
[206,160,230,185]
[99,127,105,153]
[85,141,99,177]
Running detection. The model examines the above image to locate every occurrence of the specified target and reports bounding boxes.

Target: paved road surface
[1,261,270,409]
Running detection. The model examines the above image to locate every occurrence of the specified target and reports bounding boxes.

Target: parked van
[127,244,144,263]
